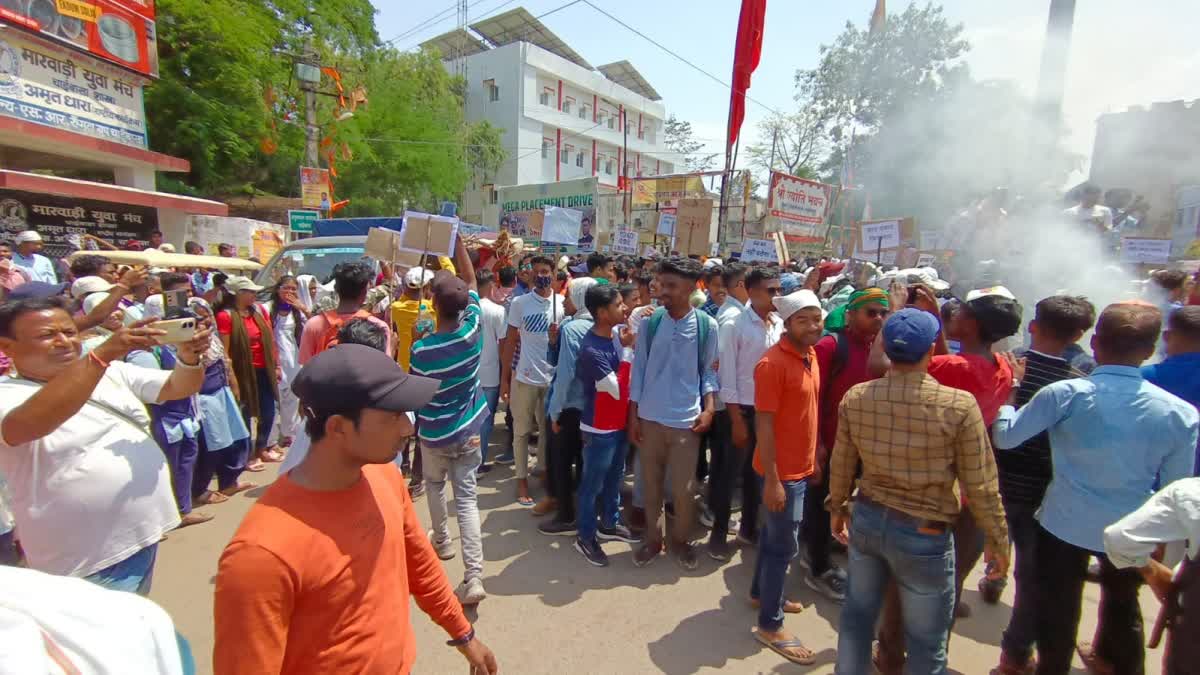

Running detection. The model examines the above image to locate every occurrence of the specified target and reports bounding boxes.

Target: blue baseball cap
[883,308,941,363]
[6,281,68,300]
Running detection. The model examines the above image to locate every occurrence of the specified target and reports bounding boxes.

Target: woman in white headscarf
[295,274,317,312]
[264,275,310,450]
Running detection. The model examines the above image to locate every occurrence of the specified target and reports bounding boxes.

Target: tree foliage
[744,108,826,184]
[146,0,505,216]
[663,115,717,173]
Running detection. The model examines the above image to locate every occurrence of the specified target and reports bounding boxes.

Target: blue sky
[374,1,1199,180]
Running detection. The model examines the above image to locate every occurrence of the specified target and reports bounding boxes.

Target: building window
[490,189,498,205]
[580,104,590,120]
[605,159,614,174]
[607,116,615,130]
[484,79,499,102]
[563,98,573,114]
[638,128,645,140]
[539,89,552,106]
[576,152,584,168]
[541,139,552,159]
[561,148,570,164]
[625,162,634,177]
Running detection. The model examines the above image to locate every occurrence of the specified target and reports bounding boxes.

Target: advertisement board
[768,171,832,225]
[0,30,146,147]
[632,175,706,207]
[300,167,331,210]
[498,177,597,253]
[186,215,285,259]
[0,0,159,78]
[0,186,155,257]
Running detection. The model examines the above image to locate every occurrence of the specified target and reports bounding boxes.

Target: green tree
[662,114,717,173]
[744,107,826,184]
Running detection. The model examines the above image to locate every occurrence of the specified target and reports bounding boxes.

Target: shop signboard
[0,186,155,258]
[0,0,158,78]
[0,30,146,147]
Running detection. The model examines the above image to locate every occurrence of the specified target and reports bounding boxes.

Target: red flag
[727,0,767,152]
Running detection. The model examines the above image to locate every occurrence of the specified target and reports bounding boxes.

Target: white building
[421,8,674,227]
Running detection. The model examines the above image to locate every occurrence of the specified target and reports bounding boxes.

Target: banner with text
[632,175,706,207]
[768,171,833,226]
[498,177,597,253]
[740,237,779,264]
[1121,238,1171,264]
[0,31,146,147]
[0,186,154,258]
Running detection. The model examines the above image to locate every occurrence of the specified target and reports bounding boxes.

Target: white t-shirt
[0,362,180,577]
[1064,204,1113,231]
[506,291,565,387]
[478,297,508,388]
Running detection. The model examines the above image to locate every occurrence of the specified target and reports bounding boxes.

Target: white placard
[541,206,583,245]
[1121,238,1171,264]
[916,253,937,267]
[612,229,639,255]
[656,212,677,236]
[740,238,779,263]
[710,241,721,257]
[861,220,901,250]
[853,248,898,266]
[642,245,659,258]
[919,229,942,251]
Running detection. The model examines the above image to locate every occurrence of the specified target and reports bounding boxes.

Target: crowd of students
[0,225,1199,675]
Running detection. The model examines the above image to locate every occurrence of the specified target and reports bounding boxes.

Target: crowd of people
[0,222,1198,675]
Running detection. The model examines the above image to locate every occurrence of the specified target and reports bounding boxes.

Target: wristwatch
[446,627,475,647]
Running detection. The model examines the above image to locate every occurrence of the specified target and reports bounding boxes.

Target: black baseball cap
[430,270,470,315]
[292,344,439,414]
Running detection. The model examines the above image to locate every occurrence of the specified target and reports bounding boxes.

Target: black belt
[857,495,950,534]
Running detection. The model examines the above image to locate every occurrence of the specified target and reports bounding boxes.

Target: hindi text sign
[768,172,832,225]
[740,238,779,264]
[861,219,901,251]
[612,228,639,255]
[1121,238,1172,264]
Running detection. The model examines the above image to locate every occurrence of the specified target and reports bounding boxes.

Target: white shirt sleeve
[1103,477,1200,569]
[506,295,523,328]
[718,315,740,405]
[108,361,171,405]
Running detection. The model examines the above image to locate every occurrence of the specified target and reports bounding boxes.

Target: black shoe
[476,463,493,476]
[537,519,577,536]
[493,450,515,465]
[408,482,425,500]
[707,536,732,561]
[598,522,642,544]
[574,537,609,567]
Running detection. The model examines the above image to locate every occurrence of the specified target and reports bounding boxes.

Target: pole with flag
[870,0,886,35]
[718,0,767,245]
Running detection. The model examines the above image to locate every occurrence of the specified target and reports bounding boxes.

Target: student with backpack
[628,257,719,571]
[298,261,392,365]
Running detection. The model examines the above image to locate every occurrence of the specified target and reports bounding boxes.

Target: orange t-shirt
[752,338,820,481]
[213,463,470,675]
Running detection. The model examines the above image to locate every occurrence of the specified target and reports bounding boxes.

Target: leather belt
[857,495,950,534]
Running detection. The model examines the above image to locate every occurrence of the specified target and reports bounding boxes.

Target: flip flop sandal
[753,628,816,665]
[196,491,229,505]
[749,597,805,614]
[517,495,535,507]
[245,461,267,472]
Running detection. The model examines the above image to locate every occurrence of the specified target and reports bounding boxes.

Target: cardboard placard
[1121,238,1172,264]
[861,219,901,251]
[400,211,459,257]
[541,206,583,245]
[675,198,713,257]
[740,237,779,264]
[364,227,424,267]
[612,229,639,255]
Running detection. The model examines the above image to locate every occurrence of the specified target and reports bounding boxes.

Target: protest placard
[400,211,458,257]
[612,229,639,255]
[919,229,942,251]
[657,212,677,237]
[541,206,583,246]
[861,219,901,251]
[1121,238,1172,264]
[917,253,937,267]
[768,172,832,225]
[365,227,423,267]
[642,244,660,259]
[675,199,712,257]
[740,238,779,263]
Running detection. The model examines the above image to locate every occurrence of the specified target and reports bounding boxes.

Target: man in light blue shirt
[993,301,1199,675]
[12,231,57,284]
[629,257,718,571]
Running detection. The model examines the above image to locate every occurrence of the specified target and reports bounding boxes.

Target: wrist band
[87,351,109,369]
[446,627,475,647]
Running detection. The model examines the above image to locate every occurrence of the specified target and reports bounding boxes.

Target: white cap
[965,285,1016,302]
[772,289,825,323]
[71,276,115,299]
[15,230,41,244]
[405,267,434,289]
[226,276,265,293]
[156,243,176,253]
[703,258,723,269]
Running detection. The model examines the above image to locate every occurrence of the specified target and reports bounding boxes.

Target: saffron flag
[727,0,767,152]
[870,0,886,35]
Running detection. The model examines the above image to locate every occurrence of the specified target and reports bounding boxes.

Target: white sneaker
[457,577,487,605]
[428,529,455,561]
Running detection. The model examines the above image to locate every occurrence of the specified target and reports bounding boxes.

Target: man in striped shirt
[409,236,489,606]
[993,295,1095,675]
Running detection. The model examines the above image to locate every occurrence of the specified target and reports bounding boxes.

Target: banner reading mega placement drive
[498,177,598,252]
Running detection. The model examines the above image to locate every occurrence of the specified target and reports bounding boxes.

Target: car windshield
[256,246,368,286]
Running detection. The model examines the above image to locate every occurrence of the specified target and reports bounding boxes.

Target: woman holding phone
[265,276,309,451]
[214,276,279,472]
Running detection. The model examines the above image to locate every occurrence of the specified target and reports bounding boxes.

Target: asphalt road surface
[152,436,1162,675]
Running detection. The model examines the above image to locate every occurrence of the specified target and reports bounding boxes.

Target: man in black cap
[213,344,498,675]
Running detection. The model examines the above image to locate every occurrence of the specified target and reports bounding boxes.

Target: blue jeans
[835,500,956,675]
[1000,501,1039,662]
[749,477,807,632]
[576,431,626,542]
[84,543,159,596]
[478,386,500,464]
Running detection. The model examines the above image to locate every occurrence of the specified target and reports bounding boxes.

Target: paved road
[152,443,1161,674]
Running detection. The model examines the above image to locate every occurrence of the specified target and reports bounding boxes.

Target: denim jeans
[749,476,806,632]
[836,500,956,675]
[478,386,500,464]
[576,431,626,543]
[422,436,484,583]
[1001,501,1040,662]
[84,543,159,596]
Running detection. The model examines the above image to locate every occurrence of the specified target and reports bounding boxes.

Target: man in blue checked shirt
[993,301,1199,675]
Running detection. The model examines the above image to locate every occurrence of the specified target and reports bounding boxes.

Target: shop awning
[0,170,227,216]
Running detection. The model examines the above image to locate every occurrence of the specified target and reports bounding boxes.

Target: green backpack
[643,307,714,383]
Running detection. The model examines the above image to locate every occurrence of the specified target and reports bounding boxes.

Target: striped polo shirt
[410,290,487,448]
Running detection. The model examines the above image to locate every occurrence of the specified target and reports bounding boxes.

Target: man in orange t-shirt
[749,289,824,667]
[213,345,498,675]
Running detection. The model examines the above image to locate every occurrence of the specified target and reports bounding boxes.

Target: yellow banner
[56,0,99,22]
[632,176,706,206]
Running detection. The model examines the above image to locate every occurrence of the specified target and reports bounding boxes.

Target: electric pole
[300,38,321,169]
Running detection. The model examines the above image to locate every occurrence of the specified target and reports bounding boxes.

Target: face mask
[534,274,553,289]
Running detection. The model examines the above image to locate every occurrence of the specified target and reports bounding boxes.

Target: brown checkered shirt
[828,371,1009,552]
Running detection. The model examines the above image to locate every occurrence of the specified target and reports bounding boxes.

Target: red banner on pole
[726,0,766,152]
